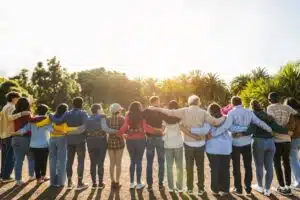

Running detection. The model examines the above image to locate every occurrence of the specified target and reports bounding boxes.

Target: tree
[230,74,251,95]
[0,80,28,108]
[31,57,81,109]
[10,68,34,93]
[275,62,300,100]
[251,67,270,80]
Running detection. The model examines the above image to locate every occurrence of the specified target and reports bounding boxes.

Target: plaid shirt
[267,103,297,142]
[107,115,125,150]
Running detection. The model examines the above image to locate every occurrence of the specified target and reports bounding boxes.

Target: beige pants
[108,148,124,183]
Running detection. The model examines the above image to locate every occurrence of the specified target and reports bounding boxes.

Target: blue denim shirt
[19,122,52,148]
[227,106,272,147]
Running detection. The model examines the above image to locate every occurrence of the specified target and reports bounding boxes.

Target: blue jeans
[252,138,276,190]
[165,147,183,190]
[12,137,35,181]
[49,137,67,186]
[0,137,14,179]
[146,136,165,186]
[87,137,107,184]
[291,139,300,187]
[126,139,146,184]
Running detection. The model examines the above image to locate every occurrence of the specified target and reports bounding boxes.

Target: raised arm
[251,112,272,133]
[100,118,118,134]
[149,107,186,119]
[210,116,234,137]
[49,113,67,124]
[204,112,226,126]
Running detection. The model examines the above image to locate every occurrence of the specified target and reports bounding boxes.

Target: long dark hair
[128,101,143,129]
[13,97,30,114]
[164,100,181,124]
[55,103,69,118]
[250,99,263,112]
[207,103,222,119]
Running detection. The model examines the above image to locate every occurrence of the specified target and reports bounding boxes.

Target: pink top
[119,114,155,140]
[221,104,233,116]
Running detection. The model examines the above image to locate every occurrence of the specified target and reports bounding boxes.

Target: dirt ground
[0,149,299,200]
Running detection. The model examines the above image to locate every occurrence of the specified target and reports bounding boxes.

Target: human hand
[206,132,212,140]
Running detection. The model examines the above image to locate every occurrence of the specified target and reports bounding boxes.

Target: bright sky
[1,0,300,82]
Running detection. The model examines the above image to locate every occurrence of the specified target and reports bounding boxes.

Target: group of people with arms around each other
[0,91,299,198]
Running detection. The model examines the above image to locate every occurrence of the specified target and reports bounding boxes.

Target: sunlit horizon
[1,0,300,83]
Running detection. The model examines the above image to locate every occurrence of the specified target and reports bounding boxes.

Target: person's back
[163,114,183,149]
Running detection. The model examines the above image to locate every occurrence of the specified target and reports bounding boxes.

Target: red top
[118,113,155,140]
[14,115,31,136]
[14,115,47,136]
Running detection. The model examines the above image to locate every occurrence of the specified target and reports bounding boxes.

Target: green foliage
[239,63,300,108]
[78,68,141,109]
[10,68,34,94]
[31,57,81,109]
[0,80,28,108]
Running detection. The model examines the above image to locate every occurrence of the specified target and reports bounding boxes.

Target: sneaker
[198,189,206,196]
[276,186,292,196]
[136,183,145,190]
[264,189,271,197]
[159,185,165,191]
[231,188,243,196]
[16,180,25,186]
[67,182,75,190]
[252,184,264,194]
[91,183,98,189]
[284,187,293,196]
[187,190,194,195]
[246,191,252,196]
[130,183,136,189]
[211,190,219,196]
[147,185,153,191]
[2,177,15,183]
[98,183,105,190]
[76,183,89,191]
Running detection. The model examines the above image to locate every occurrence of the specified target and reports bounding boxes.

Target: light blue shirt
[227,106,272,147]
[191,123,247,155]
[19,123,52,148]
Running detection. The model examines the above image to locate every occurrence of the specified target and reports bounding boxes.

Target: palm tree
[230,74,251,95]
[251,67,270,80]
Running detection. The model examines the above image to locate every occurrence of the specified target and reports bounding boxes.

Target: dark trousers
[87,139,107,184]
[207,154,230,193]
[232,144,252,193]
[146,137,165,186]
[0,137,14,179]
[274,142,291,187]
[31,148,49,179]
[127,139,146,184]
[67,143,86,180]
[184,144,205,191]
